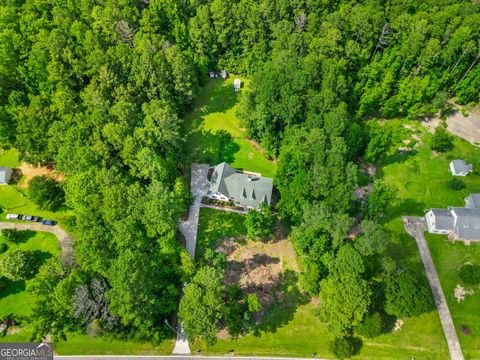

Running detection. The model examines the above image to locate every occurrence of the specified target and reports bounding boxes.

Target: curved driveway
[0,221,72,257]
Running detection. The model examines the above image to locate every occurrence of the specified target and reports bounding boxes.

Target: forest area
[0,0,479,357]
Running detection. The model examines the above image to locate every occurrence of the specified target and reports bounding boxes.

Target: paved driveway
[178,163,209,258]
[174,164,209,355]
[0,221,72,258]
[403,216,464,360]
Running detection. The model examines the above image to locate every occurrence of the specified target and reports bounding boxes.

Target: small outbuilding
[220,70,228,79]
[209,70,215,78]
[450,159,473,176]
[234,78,241,92]
[0,166,13,185]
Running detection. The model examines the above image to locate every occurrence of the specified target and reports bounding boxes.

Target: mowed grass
[184,78,276,178]
[379,125,480,357]
[427,234,480,360]
[196,207,246,258]
[0,231,60,318]
[193,208,449,359]
[0,148,20,167]
[0,330,174,355]
[54,334,174,355]
[0,149,72,224]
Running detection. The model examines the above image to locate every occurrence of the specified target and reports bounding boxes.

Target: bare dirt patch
[446,107,480,146]
[216,235,299,311]
[454,284,474,303]
[420,117,442,133]
[18,162,64,188]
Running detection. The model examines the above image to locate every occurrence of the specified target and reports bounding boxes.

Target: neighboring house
[0,166,13,185]
[425,193,480,242]
[220,70,228,79]
[207,162,273,209]
[449,159,473,176]
[465,193,480,209]
[234,78,241,92]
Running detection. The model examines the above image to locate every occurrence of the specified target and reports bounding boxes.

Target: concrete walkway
[200,203,247,214]
[174,164,209,355]
[403,216,464,360]
[0,221,73,258]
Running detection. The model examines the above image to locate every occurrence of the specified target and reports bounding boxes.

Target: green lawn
[0,185,71,224]
[196,207,247,259]
[193,208,449,359]
[0,330,174,355]
[427,234,480,360]
[379,125,480,358]
[0,231,60,318]
[0,148,20,168]
[184,78,277,178]
[54,334,174,355]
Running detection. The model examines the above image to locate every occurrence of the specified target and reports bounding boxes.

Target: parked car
[22,215,38,222]
[6,214,21,220]
[41,220,56,226]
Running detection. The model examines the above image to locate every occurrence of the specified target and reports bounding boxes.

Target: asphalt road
[55,357,325,360]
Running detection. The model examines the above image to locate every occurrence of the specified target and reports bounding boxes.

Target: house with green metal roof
[208,162,273,209]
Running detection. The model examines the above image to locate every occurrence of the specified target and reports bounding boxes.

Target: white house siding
[425,210,451,234]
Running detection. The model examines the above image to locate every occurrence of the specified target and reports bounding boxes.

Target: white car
[6,214,21,220]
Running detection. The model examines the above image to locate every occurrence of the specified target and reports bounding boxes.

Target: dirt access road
[446,107,480,146]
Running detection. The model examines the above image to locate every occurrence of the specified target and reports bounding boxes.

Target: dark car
[22,215,38,222]
[41,220,56,226]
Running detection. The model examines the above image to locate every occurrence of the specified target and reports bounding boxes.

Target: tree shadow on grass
[375,150,418,179]
[0,279,26,298]
[254,269,309,335]
[17,230,37,243]
[189,128,240,165]
[385,198,426,220]
[202,80,240,115]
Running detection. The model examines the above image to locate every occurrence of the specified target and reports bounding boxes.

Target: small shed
[234,78,241,92]
[0,167,13,185]
[208,70,215,78]
[450,159,473,176]
[220,70,228,79]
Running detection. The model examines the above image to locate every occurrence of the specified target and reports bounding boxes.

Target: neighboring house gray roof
[429,208,454,230]
[449,207,480,240]
[450,159,472,174]
[465,193,480,209]
[0,166,12,183]
[208,162,273,208]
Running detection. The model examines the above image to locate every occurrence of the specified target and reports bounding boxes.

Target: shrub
[430,128,453,152]
[2,229,21,244]
[0,243,8,254]
[355,312,383,338]
[245,203,275,240]
[449,178,466,190]
[0,249,38,281]
[28,176,65,211]
[458,264,480,286]
[329,336,360,359]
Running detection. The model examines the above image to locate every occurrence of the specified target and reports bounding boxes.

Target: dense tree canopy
[0,0,478,346]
